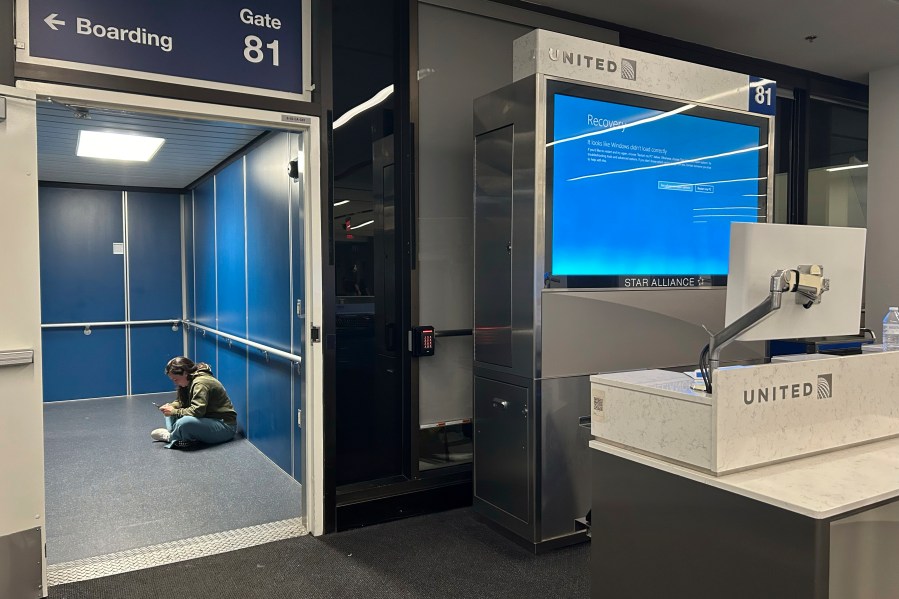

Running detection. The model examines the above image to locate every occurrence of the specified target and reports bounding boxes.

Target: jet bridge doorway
[0,81,324,593]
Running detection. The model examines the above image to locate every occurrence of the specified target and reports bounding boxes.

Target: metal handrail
[41,319,180,329]
[182,320,302,364]
[434,329,472,338]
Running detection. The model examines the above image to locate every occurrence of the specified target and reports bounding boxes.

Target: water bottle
[883,307,899,351]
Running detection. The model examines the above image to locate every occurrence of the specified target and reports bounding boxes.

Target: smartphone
[151,402,162,408]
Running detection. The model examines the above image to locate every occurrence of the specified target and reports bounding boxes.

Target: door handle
[492,399,508,409]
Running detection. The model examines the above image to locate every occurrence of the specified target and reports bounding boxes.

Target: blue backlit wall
[39,186,183,402]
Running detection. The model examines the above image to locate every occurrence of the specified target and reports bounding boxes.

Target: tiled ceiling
[36,101,268,189]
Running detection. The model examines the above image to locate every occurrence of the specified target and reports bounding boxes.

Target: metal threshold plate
[48,517,306,586]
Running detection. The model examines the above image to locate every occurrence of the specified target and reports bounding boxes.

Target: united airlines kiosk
[472,30,776,551]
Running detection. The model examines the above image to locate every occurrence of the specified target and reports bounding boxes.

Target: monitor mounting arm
[703,265,829,389]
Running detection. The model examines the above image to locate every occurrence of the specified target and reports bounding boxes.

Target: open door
[0,86,46,596]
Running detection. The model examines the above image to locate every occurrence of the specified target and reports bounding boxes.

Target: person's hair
[165,357,213,401]
[165,356,197,377]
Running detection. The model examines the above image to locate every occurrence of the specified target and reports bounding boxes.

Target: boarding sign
[17,0,312,102]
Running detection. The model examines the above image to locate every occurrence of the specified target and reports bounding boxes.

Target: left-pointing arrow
[44,13,66,30]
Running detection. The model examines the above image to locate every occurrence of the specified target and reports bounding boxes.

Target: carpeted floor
[44,394,303,564]
[47,508,590,598]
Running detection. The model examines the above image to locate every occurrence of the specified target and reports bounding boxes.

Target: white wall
[864,66,899,329]
[416,1,617,426]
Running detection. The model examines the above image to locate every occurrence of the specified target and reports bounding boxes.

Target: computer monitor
[724,222,866,342]
[545,80,770,287]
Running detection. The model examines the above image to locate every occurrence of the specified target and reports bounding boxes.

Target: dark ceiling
[530,0,899,83]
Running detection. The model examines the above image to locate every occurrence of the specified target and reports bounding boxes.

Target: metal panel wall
[218,342,249,435]
[129,325,180,394]
[247,134,292,349]
[215,159,249,434]
[39,186,127,401]
[474,125,514,367]
[472,78,538,380]
[127,192,182,319]
[248,353,294,473]
[541,290,764,378]
[193,178,219,369]
[127,191,183,394]
[38,186,125,324]
[215,161,248,338]
[193,177,217,327]
[538,376,592,541]
[41,327,126,401]
[473,376,529,522]
[184,194,195,356]
[245,133,294,474]
[184,132,298,477]
[38,186,183,400]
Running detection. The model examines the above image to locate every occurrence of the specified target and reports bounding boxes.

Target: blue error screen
[549,92,767,277]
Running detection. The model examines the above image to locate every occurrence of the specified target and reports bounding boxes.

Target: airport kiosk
[589,223,899,598]
[472,30,776,550]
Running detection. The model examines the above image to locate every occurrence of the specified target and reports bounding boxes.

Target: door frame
[16,80,325,536]
[0,83,45,599]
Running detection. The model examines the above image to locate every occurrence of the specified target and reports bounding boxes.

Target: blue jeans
[164,415,236,448]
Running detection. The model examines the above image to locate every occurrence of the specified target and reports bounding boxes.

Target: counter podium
[589,351,899,599]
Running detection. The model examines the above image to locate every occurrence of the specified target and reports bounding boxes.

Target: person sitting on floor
[151,356,238,450]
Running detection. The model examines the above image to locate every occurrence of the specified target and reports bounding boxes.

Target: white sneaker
[151,428,171,442]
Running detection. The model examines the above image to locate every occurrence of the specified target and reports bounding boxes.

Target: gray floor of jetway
[47,507,590,598]
[44,394,303,564]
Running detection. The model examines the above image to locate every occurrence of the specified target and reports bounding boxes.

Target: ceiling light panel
[76,130,165,162]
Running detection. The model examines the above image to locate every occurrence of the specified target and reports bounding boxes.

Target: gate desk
[588,353,899,599]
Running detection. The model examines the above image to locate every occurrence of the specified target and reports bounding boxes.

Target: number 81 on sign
[749,76,777,115]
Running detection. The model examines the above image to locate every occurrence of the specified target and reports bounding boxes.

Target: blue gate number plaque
[748,76,776,116]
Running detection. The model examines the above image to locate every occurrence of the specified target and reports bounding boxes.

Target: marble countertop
[590,369,712,405]
[590,436,899,519]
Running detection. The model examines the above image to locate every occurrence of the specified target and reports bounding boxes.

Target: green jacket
[171,370,237,426]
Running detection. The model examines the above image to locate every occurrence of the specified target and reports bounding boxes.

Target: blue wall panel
[194,181,217,328]
[187,328,198,364]
[42,328,127,401]
[186,133,297,477]
[246,134,291,349]
[39,186,125,323]
[218,344,248,435]
[248,353,293,474]
[215,160,247,338]
[184,196,194,326]
[184,199,195,362]
[214,159,248,433]
[245,134,294,475]
[127,191,182,321]
[194,334,218,373]
[131,324,183,394]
